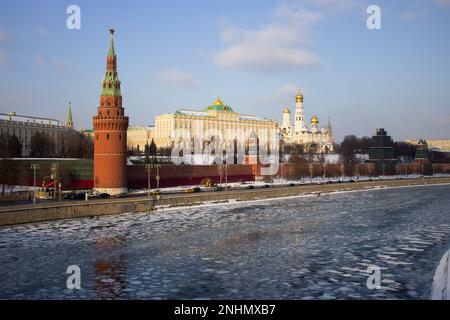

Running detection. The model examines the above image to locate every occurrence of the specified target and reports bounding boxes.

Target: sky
[0,0,449,142]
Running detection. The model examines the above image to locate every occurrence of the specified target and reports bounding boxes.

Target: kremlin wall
[5,159,450,192]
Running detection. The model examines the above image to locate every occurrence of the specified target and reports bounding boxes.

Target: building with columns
[154,97,278,160]
[280,89,334,153]
[92,29,129,195]
[127,126,155,153]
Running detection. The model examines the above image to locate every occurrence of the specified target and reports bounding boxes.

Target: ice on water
[1,184,450,299]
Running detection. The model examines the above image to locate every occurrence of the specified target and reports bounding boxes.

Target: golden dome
[283,107,290,113]
[296,89,303,103]
[310,115,319,125]
[213,97,223,106]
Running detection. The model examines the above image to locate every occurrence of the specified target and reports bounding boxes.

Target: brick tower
[93,29,129,195]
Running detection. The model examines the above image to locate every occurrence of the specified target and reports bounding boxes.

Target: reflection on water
[1,184,450,299]
[94,236,127,299]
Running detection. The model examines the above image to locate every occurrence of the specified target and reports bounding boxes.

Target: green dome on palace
[205,97,234,112]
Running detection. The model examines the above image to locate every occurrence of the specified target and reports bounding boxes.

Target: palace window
[106,133,109,140]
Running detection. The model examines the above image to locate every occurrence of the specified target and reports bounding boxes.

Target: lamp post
[145,164,151,197]
[51,163,59,199]
[30,164,40,204]
[224,164,228,189]
[323,161,326,180]
[155,164,161,190]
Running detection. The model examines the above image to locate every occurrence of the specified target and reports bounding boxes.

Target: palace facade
[154,97,278,153]
[280,89,334,153]
[127,126,155,152]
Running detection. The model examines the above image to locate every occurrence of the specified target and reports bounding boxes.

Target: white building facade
[154,98,278,161]
[280,89,334,153]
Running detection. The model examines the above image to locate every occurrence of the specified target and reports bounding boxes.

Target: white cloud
[159,69,198,88]
[51,59,65,71]
[214,2,322,72]
[33,54,44,66]
[255,84,302,109]
[36,26,49,38]
[0,50,7,65]
[0,26,12,44]
[401,11,429,20]
[275,84,299,97]
[435,0,450,8]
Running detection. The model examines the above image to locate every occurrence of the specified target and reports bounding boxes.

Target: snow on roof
[239,114,270,122]
[175,109,209,117]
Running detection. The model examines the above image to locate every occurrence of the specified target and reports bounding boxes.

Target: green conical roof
[101,29,121,97]
[67,102,73,122]
[108,30,115,57]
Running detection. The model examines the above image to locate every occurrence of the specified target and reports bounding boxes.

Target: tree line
[0,131,93,159]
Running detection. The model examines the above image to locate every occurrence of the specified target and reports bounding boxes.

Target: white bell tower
[294,89,305,133]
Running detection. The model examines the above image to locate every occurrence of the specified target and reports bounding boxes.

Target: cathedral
[280,89,334,153]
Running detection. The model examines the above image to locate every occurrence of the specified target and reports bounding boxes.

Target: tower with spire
[66,102,74,129]
[294,89,305,133]
[92,29,129,195]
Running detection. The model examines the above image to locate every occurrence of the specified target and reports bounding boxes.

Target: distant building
[367,128,398,175]
[154,97,278,155]
[406,139,450,153]
[415,139,429,160]
[81,129,94,141]
[414,139,432,175]
[127,126,154,153]
[0,104,75,156]
[280,89,334,153]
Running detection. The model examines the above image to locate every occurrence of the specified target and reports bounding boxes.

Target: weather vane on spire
[109,28,115,35]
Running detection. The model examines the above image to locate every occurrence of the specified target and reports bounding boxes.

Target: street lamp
[219,163,229,189]
[145,164,151,197]
[30,164,40,204]
[51,163,59,199]
[155,164,161,190]
[224,164,228,189]
[323,161,326,180]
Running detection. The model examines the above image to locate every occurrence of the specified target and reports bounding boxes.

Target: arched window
[119,133,122,140]
[106,133,109,140]
[96,134,99,140]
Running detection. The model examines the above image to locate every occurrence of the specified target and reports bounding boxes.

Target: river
[1,184,450,299]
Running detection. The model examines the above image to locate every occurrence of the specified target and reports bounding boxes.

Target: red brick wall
[127,164,255,189]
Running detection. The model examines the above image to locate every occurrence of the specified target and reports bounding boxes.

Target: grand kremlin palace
[154,97,278,153]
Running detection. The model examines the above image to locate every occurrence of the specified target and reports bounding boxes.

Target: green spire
[108,28,115,57]
[67,101,74,128]
[102,28,121,97]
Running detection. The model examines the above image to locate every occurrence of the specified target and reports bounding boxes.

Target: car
[183,188,194,193]
[150,190,161,196]
[246,185,255,189]
[192,187,201,193]
[213,186,224,191]
[289,183,296,187]
[64,192,86,200]
[96,192,110,199]
[262,184,270,188]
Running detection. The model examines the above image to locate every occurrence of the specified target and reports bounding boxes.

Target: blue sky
[0,0,449,141]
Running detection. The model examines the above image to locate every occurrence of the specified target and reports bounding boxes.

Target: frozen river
[1,184,450,299]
